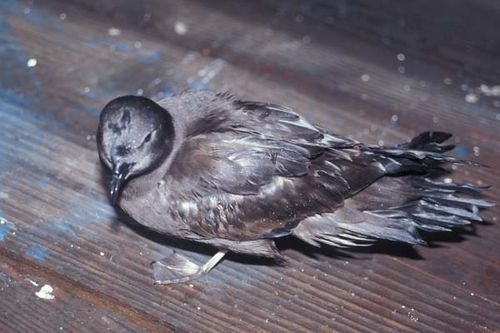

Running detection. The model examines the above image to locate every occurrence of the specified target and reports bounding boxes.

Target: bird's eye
[144,132,152,143]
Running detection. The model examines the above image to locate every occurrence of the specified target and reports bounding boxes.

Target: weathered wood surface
[0,0,499,332]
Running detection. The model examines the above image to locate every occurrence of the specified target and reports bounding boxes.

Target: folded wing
[155,97,492,250]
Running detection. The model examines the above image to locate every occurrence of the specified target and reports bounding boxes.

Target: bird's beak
[110,163,132,206]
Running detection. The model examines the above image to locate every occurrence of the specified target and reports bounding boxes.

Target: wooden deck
[0,0,499,332]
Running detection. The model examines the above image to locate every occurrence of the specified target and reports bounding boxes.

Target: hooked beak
[110,163,132,206]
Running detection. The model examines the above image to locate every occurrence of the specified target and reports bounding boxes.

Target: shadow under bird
[96,90,493,284]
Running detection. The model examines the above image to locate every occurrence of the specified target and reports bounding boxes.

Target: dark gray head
[97,95,175,205]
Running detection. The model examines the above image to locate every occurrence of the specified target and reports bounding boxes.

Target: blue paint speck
[138,50,161,64]
[81,104,100,117]
[187,79,208,90]
[0,231,6,241]
[154,85,175,100]
[0,223,10,241]
[162,85,174,97]
[388,121,399,129]
[112,41,132,52]
[0,214,16,241]
[37,175,50,188]
[25,245,50,261]
[86,38,161,65]
[455,145,470,157]
[52,223,78,241]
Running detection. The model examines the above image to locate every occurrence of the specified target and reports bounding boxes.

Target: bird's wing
[140,97,491,252]
[156,100,383,241]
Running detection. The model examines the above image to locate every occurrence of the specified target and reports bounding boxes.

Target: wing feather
[154,100,357,240]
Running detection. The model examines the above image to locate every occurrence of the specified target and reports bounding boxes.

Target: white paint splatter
[465,93,478,104]
[26,58,37,67]
[26,278,39,286]
[407,310,419,322]
[35,284,55,300]
[397,53,406,61]
[360,74,370,82]
[479,84,500,97]
[174,21,188,35]
[108,27,121,36]
[99,251,105,256]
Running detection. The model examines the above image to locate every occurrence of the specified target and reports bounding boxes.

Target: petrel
[96,90,493,284]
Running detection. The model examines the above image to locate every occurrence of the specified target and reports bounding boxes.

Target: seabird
[96,90,493,284]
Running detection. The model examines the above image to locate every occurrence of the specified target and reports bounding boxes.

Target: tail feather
[424,192,494,209]
[363,177,492,242]
[292,179,493,248]
[369,131,481,167]
[402,131,453,149]
[412,178,489,194]
[292,132,493,249]
[414,200,482,222]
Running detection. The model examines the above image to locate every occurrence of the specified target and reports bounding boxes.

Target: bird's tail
[292,132,494,247]
[293,176,494,247]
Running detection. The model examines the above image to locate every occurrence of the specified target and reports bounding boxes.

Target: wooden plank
[0,0,499,332]
[0,258,151,333]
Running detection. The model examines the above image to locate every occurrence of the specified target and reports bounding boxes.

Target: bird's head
[96,95,175,205]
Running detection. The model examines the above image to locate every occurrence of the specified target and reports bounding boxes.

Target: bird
[96,90,493,284]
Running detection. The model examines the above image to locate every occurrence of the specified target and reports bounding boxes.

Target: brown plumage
[96,90,493,283]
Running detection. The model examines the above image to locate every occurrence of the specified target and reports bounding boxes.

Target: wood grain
[0,0,499,332]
